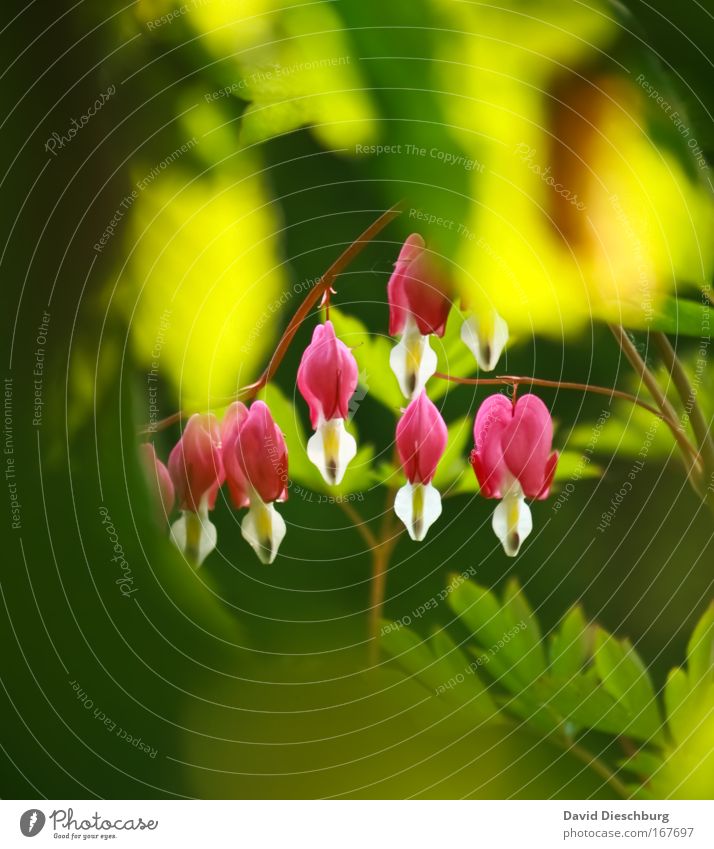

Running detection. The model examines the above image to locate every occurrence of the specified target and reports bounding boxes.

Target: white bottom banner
[2,800,714,848]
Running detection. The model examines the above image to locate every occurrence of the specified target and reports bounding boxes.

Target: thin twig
[337,498,378,549]
[139,203,404,435]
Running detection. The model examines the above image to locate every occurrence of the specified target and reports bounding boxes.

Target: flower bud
[297,321,358,485]
[460,307,509,372]
[388,234,452,399]
[231,401,288,565]
[139,443,175,517]
[394,391,448,541]
[168,413,224,566]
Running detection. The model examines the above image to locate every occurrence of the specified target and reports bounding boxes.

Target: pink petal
[471,394,512,499]
[501,394,554,498]
[297,321,358,428]
[234,401,288,504]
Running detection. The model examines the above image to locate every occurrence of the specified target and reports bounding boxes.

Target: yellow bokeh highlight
[122,160,286,412]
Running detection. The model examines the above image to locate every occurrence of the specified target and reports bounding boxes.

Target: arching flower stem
[139,202,404,435]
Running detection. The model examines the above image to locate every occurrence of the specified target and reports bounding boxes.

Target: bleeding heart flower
[168,413,224,566]
[230,400,288,565]
[394,390,448,541]
[140,443,175,517]
[297,320,359,485]
[471,393,558,556]
[388,234,452,399]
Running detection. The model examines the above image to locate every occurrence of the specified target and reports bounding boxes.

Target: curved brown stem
[609,324,703,486]
[139,202,404,435]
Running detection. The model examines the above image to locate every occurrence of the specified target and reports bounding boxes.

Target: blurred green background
[2,0,713,799]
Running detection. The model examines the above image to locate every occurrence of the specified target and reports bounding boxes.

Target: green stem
[140,202,403,435]
[609,324,703,488]
[653,332,714,476]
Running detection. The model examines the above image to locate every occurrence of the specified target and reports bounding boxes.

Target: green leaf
[686,602,714,685]
[624,296,714,337]
[594,629,664,742]
[501,578,546,679]
[432,416,473,492]
[448,580,534,692]
[549,606,590,680]
[552,450,602,484]
[429,629,499,718]
[328,307,403,413]
[539,668,640,739]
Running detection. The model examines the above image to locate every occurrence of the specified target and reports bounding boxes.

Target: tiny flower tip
[307,418,357,486]
[492,490,532,557]
[460,310,509,372]
[389,321,438,399]
[394,482,442,542]
[241,498,286,565]
[170,508,217,567]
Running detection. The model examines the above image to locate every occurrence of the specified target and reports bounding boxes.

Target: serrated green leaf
[594,629,664,742]
[430,629,499,718]
[664,666,690,743]
[538,669,640,739]
[448,581,532,692]
[549,606,590,680]
[501,578,546,680]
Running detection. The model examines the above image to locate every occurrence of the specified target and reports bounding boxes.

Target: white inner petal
[394,481,442,542]
[241,496,286,565]
[307,417,357,486]
[492,483,532,557]
[170,506,217,567]
[460,310,509,372]
[390,317,437,399]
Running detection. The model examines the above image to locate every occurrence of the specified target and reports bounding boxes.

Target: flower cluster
[387,234,557,553]
[143,404,288,567]
[141,231,558,562]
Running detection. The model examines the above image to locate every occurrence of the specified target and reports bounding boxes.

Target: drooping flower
[297,320,359,485]
[471,393,558,556]
[139,443,175,518]
[388,234,451,399]
[227,400,288,565]
[168,413,224,566]
[394,391,448,541]
[460,306,509,372]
